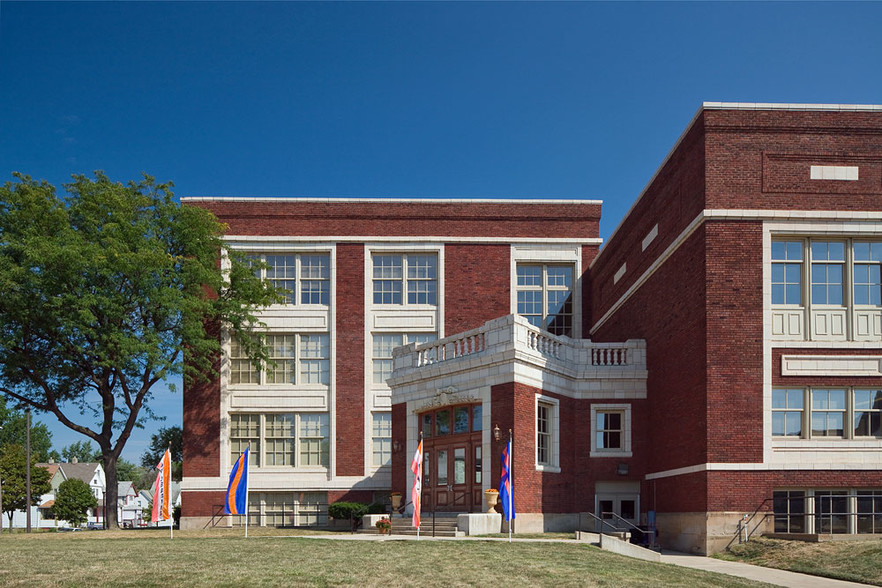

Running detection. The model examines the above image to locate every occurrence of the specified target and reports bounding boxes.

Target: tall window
[854,242,882,306]
[372,413,392,467]
[773,490,806,533]
[772,387,880,439]
[372,333,436,385]
[247,253,330,305]
[810,241,845,306]
[372,254,437,306]
[536,402,552,465]
[229,334,329,386]
[230,413,260,466]
[230,413,329,468]
[772,241,803,305]
[517,264,574,336]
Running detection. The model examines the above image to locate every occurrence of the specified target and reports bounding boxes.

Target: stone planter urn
[390,492,402,511]
[484,489,499,513]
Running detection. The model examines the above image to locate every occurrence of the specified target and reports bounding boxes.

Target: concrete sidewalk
[660,551,872,588]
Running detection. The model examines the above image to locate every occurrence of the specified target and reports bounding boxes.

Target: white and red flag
[410,439,423,529]
[150,448,172,523]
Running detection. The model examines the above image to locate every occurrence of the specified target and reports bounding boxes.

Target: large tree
[61,441,101,463]
[0,443,52,529]
[0,172,280,528]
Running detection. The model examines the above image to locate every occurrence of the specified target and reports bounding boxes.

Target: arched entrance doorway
[418,403,483,512]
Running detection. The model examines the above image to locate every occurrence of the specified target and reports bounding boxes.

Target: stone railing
[392,314,646,377]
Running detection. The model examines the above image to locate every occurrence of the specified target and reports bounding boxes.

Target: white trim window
[772,388,882,439]
[372,254,438,306]
[535,395,560,472]
[371,412,392,467]
[517,264,574,336]
[372,333,436,386]
[590,404,633,457]
[248,252,330,305]
[230,412,330,469]
[771,238,882,340]
[229,334,330,386]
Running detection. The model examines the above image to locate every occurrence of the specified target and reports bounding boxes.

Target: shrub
[327,501,368,520]
[366,502,387,514]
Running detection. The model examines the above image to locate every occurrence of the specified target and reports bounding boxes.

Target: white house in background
[11,460,108,529]
[117,481,147,528]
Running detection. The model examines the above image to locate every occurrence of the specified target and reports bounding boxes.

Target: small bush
[327,501,368,520]
[366,502,387,514]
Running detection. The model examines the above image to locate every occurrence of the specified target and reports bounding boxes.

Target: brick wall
[444,244,510,336]
[180,491,226,518]
[335,243,365,477]
[187,200,601,241]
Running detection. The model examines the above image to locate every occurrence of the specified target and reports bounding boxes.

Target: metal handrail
[725,497,774,551]
[579,511,626,535]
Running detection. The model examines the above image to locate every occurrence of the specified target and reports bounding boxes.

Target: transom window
[517,264,574,336]
[772,388,882,439]
[247,253,330,305]
[419,404,482,439]
[372,333,436,385]
[230,412,329,468]
[372,254,437,306]
[229,334,329,386]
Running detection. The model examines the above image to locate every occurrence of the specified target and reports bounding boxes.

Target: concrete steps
[360,513,463,537]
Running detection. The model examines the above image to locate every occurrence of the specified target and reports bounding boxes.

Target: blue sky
[2,1,882,462]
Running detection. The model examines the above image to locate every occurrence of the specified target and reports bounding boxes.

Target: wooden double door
[419,403,483,512]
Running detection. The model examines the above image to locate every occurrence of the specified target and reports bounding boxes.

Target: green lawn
[0,529,774,587]
[718,537,882,586]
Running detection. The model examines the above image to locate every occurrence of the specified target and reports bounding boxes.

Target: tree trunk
[102,453,119,529]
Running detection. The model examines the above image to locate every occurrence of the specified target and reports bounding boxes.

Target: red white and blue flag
[410,439,423,528]
[225,446,249,515]
[150,448,172,523]
[500,439,515,521]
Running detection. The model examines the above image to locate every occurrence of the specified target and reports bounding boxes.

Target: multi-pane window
[517,264,574,336]
[230,413,329,468]
[419,404,483,439]
[251,492,329,527]
[771,241,803,305]
[772,388,881,439]
[247,253,330,305]
[372,413,392,467]
[230,337,259,385]
[771,239,882,340]
[265,414,295,466]
[595,411,623,450]
[773,490,806,533]
[857,490,882,534]
[772,389,804,437]
[537,402,552,465]
[230,413,260,466]
[810,241,845,306]
[372,333,435,385]
[372,254,437,306]
[229,334,329,386]
[854,243,882,306]
[299,414,330,466]
[854,389,882,437]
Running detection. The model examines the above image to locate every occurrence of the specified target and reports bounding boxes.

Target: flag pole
[508,429,513,543]
[417,432,422,540]
[245,442,250,539]
[169,443,174,540]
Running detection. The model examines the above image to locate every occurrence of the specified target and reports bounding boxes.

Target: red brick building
[183,103,882,553]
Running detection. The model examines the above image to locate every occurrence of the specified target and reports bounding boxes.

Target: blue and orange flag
[225,446,249,515]
[500,439,515,521]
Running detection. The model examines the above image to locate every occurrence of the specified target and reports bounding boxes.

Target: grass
[0,528,775,587]
[717,537,882,586]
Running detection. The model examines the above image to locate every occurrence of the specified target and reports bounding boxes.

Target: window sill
[535,464,561,474]
[589,450,633,458]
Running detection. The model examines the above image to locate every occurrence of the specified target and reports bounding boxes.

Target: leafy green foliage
[141,426,183,481]
[0,398,55,462]
[53,478,98,527]
[0,172,283,527]
[0,443,52,526]
[327,501,369,520]
[61,441,101,463]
